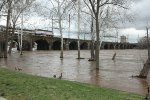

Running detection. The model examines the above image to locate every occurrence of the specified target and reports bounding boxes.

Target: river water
[0,49,149,95]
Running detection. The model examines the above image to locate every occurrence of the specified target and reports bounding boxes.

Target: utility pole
[20,12,23,55]
[52,16,53,35]
[146,27,150,60]
[67,14,70,50]
[77,0,80,59]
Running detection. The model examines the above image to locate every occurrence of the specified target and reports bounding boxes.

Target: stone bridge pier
[101,42,137,50]
[51,38,90,50]
[15,35,91,51]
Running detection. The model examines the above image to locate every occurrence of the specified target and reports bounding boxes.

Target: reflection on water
[0,50,148,95]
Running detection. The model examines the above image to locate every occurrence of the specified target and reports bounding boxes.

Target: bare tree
[139,27,150,78]
[83,0,132,69]
[35,0,75,58]
[138,36,149,49]
[4,0,11,58]
[0,0,5,11]
[7,0,35,54]
[89,14,96,61]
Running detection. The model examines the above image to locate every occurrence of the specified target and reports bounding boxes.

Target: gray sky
[130,0,150,29]
[0,0,149,43]
[117,0,150,43]
[31,0,150,43]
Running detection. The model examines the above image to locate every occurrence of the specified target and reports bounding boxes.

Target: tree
[83,0,132,69]
[138,36,149,49]
[0,0,9,12]
[7,0,35,54]
[35,0,75,58]
[89,14,96,61]
[4,0,11,58]
[139,27,150,78]
[52,0,75,58]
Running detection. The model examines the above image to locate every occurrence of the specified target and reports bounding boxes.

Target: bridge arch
[22,40,31,51]
[80,42,88,50]
[120,44,124,49]
[115,44,120,49]
[126,44,130,49]
[52,40,61,50]
[69,41,77,50]
[124,44,127,49]
[104,44,109,49]
[51,40,66,50]
[35,39,49,50]
[109,44,114,49]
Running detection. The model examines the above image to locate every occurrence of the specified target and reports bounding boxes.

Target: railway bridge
[0,27,137,51]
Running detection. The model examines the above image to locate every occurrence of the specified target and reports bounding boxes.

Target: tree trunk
[89,16,95,61]
[77,0,80,59]
[89,41,95,61]
[30,35,33,51]
[95,13,100,69]
[139,27,150,78]
[4,1,11,58]
[58,2,63,58]
[112,52,116,60]
[0,41,3,58]
[139,59,150,78]
[60,35,63,58]
[8,24,15,54]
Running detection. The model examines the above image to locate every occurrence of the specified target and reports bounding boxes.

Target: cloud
[116,0,150,43]
[131,0,150,29]
[120,28,146,43]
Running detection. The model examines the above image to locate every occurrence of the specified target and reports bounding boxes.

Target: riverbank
[0,68,143,100]
[0,50,147,95]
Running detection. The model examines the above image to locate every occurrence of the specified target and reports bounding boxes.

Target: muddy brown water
[0,49,149,95]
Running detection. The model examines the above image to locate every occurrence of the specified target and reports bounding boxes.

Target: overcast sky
[132,0,150,29]
[0,0,150,43]
[30,0,150,43]
[121,0,150,43]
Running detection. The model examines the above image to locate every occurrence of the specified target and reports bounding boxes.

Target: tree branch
[83,0,93,15]
[0,0,7,11]
[81,10,96,20]
[89,0,96,15]
[99,0,109,7]
[105,2,128,9]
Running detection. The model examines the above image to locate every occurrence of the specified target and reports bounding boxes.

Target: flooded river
[0,49,149,95]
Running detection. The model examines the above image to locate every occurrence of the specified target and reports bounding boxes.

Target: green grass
[0,68,143,100]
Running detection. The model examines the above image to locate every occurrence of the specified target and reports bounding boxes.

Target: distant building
[120,36,127,43]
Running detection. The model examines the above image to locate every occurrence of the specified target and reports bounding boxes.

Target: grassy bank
[0,68,143,100]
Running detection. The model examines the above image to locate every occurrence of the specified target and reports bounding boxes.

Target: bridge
[0,26,137,51]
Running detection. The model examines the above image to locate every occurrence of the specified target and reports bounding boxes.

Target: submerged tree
[0,0,8,12]
[0,0,35,57]
[138,36,149,49]
[139,27,150,78]
[89,15,96,61]
[4,0,11,58]
[8,0,35,54]
[83,0,132,69]
[34,0,76,58]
